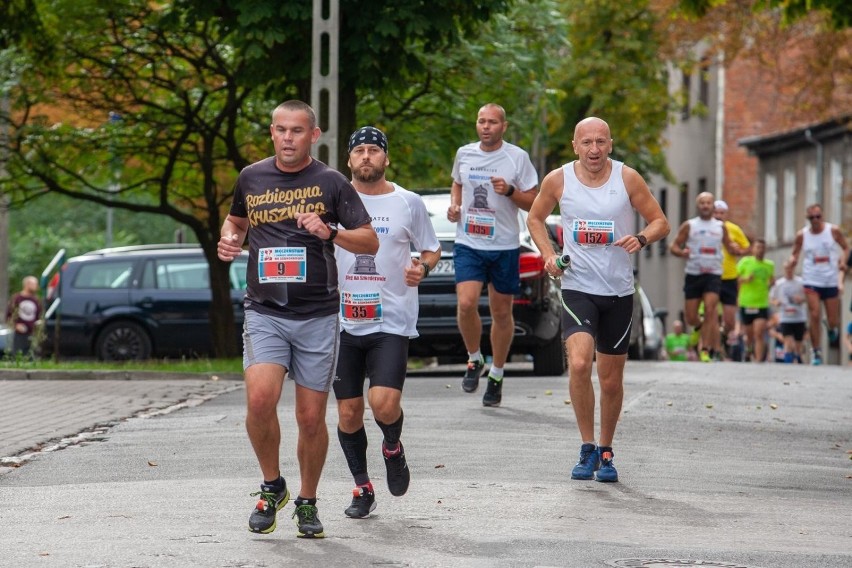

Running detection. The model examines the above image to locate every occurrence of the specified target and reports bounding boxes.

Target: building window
[658,188,668,256]
[830,159,842,225]
[765,173,778,247]
[679,182,689,224]
[783,168,796,243]
[805,163,818,208]
[681,70,691,120]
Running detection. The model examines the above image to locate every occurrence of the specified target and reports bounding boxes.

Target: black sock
[338,426,369,485]
[376,409,404,448]
[263,475,284,490]
[295,496,316,505]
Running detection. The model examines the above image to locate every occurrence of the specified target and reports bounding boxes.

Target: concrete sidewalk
[0,362,850,568]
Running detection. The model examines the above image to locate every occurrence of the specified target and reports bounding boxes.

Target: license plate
[432,259,454,275]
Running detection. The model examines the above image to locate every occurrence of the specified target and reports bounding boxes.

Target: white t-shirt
[451,141,538,250]
[770,276,807,324]
[335,183,440,338]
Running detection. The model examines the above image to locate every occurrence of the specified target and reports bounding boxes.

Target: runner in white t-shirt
[446,103,539,407]
[333,126,441,519]
[788,203,849,365]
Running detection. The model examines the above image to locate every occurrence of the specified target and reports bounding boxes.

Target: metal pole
[311,0,339,169]
[0,92,9,318]
[106,111,122,247]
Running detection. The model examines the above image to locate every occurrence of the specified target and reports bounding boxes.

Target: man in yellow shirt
[714,200,750,359]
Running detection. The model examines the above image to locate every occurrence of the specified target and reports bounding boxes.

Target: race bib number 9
[464,208,496,240]
[340,291,383,323]
[258,247,306,283]
[572,219,614,247]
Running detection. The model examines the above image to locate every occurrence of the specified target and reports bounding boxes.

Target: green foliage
[679,0,851,29]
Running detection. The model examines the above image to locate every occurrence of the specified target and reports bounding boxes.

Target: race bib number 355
[258,247,307,283]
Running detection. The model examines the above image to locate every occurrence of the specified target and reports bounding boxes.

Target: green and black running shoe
[248,481,290,534]
[293,500,325,538]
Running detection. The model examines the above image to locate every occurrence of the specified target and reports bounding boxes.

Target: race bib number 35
[340,291,383,323]
[258,247,307,283]
[572,219,614,247]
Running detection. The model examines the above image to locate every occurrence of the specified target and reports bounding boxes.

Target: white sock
[468,350,482,363]
[489,365,504,380]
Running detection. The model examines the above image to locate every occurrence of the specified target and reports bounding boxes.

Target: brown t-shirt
[229,157,371,319]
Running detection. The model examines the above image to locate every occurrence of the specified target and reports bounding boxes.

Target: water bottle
[555,254,571,271]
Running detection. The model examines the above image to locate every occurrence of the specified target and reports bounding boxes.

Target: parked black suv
[410,193,565,376]
[42,245,247,360]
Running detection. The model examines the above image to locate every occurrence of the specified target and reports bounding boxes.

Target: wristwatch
[326,227,338,242]
[421,263,431,278]
[635,234,647,249]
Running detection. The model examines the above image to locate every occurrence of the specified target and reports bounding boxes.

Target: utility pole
[310,0,340,169]
[105,111,122,247]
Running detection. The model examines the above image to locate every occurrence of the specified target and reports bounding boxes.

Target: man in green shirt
[736,238,775,362]
[664,319,692,361]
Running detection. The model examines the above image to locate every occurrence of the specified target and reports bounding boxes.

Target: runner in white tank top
[527,117,670,484]
[669,192,744,361]
[788,203,849,365]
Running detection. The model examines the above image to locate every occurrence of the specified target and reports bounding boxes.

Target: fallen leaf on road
[545,390,553,396]
[666,401,673,406]
[148,461,158,467]
[564,399,572,405]
[58,515,71,520]
[445,384,451,389]
[705,403,714,409]
[770,403,778,410]
[435,464,445,468]
[211,375,220,381]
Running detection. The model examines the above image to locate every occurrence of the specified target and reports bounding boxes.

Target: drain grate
[607,561,758,568]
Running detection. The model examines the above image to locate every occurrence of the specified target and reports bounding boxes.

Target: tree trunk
[206,245,240,358]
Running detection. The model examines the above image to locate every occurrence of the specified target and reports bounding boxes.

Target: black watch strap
[635,234,647,248]
[326,227,338,242]
[422,262,431,278]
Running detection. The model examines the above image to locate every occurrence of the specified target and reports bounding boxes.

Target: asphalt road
[0,362,850,568]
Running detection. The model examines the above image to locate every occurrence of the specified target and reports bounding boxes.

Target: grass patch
[0,356,244,374]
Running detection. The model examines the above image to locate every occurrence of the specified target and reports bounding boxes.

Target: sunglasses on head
[807,214,822,220]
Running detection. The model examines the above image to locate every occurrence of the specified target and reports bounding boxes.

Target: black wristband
[505,185,515,197]
[635,234,647,248]
[422,263,431,278]
[326,227,338,242]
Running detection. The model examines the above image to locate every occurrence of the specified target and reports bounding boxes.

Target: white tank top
[801,223,840,287]
[559,160,634,297]
[684,217,724,276]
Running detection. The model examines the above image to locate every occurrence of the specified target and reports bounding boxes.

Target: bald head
[573,117,610,141]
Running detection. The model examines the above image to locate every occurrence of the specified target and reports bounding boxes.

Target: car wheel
[532,335,566,376]
[95,321,152,361]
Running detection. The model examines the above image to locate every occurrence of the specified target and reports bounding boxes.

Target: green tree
[0,0,509,357]
[677,0,851,29]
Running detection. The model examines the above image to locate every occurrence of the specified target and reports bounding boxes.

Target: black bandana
[348,126,388,154]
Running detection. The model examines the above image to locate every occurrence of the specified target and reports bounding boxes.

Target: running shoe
[248,480,290,534]
[595,446,619,482]
[570,443,600,480]
[699,350,711,363]
[462,357,486,393]
[344,485,377,519]
[482,376,503,407]
[292,500,324,538]
[382,441,410,496]
[812,349,823,366]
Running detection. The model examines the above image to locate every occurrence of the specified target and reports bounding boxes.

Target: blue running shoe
[595,447,619,482]
[570,443,600,480]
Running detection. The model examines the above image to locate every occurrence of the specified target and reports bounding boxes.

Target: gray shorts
[243,310,340,393]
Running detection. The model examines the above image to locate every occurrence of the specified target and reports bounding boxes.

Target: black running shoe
[462,358,486,393]
[482,377,502,407]
[248,481,290,534]
[292,500,325,538]
[383,441,410,497]
[344,485,377,519]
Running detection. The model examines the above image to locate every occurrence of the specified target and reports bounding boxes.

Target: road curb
[0,369,243,381]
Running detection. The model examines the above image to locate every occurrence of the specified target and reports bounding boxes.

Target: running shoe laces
[462,358,486,393]
[344,485,377,519]
[248,482,289,534]
[292,501,325,538]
